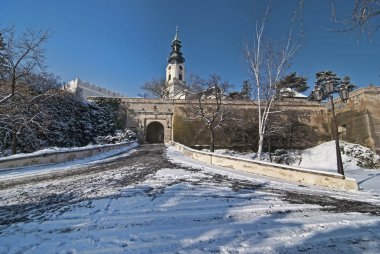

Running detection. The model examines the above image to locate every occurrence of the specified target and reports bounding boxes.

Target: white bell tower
[165,26,187,99]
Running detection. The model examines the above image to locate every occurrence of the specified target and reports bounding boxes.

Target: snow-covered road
[0,144,379,253]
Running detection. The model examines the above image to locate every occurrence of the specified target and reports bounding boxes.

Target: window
[179,74,183,80]
[179,65,183,70]
[168,74,171,80]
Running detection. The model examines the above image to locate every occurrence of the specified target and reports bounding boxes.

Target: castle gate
[146,122,165,143]
[121,98,174,144]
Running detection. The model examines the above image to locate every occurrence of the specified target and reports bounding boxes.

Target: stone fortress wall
[63,78,124,99]
[171,98,330,150]
[118,86,380,154]
[333,85,380,154]
[119,96,331,151]
[67,76,379,154]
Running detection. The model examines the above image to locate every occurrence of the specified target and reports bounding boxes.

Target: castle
[63,78,124,99]
[71,28,379,154]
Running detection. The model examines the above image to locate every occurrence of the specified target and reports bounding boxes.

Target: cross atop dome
[173,25,180,41]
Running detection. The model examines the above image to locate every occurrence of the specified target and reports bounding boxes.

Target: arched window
[179,65,183,70]
[168,74,171,80]
[179,74,183,81]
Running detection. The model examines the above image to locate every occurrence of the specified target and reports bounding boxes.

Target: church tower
[165,26,187,99]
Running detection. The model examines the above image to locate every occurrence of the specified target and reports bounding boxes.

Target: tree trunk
[268,137,272,162]
[289,123,294,149]
[257,133,264,160]
[11,131,17,155]
[210,129,215,152]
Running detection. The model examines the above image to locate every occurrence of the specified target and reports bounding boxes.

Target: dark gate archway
[146,122,165,143]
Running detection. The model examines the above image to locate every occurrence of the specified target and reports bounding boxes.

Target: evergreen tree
[314,71,341,100]
[277,72,308,98]
[240,80,252,99]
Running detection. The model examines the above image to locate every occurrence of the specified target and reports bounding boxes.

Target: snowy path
[0,144,379,253]
[0,142,139,181]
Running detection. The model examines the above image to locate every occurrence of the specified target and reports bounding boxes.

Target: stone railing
[0,142,138,170]
[170,142,358,191]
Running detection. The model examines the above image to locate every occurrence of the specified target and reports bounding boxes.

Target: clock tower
[165,26,187,99]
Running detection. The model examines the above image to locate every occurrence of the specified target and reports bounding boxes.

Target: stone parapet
[0,142,137,170]
[171,142,358,191]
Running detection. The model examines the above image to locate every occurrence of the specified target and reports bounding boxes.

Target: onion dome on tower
[168,26,185,64]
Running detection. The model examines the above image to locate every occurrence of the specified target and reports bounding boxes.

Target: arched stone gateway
[146,122,165,143]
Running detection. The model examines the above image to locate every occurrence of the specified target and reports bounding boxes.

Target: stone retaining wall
[0,142,137,170]
[171,142,358,191]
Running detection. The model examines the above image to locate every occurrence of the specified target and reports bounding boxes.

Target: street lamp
[312,80,350,176]
[339,80,350,103]
[313,85,323,101]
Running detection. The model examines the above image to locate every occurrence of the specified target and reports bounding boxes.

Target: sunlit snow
[0,142,379,253]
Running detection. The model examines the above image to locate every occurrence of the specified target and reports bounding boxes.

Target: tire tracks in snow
[0,144,380,253]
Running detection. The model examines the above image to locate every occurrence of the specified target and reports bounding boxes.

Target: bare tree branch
[246,3,303,160]
[184,74,233,152]
[298,0,380,38]
[140,78,169,98]
[0,27,49,104]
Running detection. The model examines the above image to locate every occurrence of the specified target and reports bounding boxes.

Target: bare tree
[0,27,49,104]
[185,74,232,152]
[23,71,63,93]
[0,32,5,75]
[0,85,54,154]
[246,5,307,160]
[331,0,380,36]
[296,0,380,38]
[141,78,168,98]
[141,76,191,99]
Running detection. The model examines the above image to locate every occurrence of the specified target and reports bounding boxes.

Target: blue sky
[1,0,379,97]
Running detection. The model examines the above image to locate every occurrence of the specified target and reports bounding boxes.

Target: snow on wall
[170,141,359,191]
[0,141,137,170]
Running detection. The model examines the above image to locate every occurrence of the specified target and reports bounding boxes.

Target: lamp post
[312,78,350,176]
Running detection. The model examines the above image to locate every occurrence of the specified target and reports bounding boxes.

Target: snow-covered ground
[212,141,380,195]
[0,142,139,180]
[292,141,380,194]
[0,143,379,253]
[0,141,135,162]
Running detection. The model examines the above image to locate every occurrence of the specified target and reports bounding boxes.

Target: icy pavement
[0,144,379,253]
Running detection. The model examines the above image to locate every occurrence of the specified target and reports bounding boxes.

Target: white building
[63,78,124,99]
[165,27,188,99]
